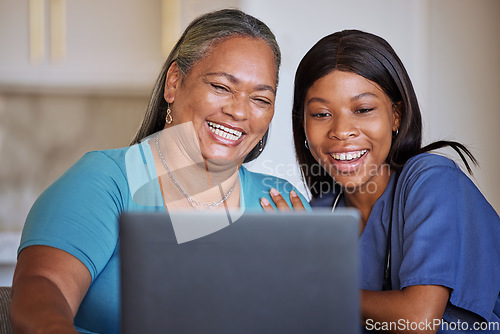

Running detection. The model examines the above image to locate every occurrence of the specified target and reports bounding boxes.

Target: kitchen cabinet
[0,0,164,93]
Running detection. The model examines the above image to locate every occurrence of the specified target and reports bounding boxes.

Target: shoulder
[399,152,467,190]
[398,152,497,219]
[402,152,459,175]
[33,146,138,212]
[78,146,130,173]
[72,144,150,183]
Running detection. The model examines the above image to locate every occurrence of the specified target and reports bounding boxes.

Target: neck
[343,166,393,232]
[152,127,241,211]
[161,122,239,178]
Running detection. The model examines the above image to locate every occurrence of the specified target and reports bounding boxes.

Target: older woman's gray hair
[131,8,281,162]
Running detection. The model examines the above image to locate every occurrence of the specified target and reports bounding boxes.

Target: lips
[207,121,243,141]
[330,149,367,162]
[326,148,369,174]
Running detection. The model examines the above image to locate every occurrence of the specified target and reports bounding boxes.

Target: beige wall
[0,91,147,231]
[426,0,500,212]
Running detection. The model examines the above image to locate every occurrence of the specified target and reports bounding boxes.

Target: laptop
[120,209,360,334]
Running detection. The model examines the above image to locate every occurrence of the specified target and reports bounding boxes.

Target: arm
[362,285,450,334]
[10,245,91,334]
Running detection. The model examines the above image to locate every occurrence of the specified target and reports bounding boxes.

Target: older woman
[10,9,308,334]
[265,30,499,333]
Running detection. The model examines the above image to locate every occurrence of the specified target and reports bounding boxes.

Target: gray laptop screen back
[120,210,360,334]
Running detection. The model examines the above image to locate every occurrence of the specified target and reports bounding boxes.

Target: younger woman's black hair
[292,30,477,198]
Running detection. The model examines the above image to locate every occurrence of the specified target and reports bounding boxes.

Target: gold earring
[165,104,173,124]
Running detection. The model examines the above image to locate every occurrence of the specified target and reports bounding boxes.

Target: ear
[392,102,402,132]
[164,62,182,103]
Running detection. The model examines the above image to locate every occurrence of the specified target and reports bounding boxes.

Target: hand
[260,188,306,212]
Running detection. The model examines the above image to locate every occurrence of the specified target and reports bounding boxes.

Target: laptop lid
[120,209,360,334]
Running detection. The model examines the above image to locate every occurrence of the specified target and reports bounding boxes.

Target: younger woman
[264,30,500,333]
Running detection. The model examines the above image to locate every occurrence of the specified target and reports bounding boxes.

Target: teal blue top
[19,139,310,334]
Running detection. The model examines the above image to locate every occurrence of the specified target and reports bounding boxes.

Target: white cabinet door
[0,0,164,93]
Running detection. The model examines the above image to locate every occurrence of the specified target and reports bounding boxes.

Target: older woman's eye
[253,98,272,107]
[211,83,229,92]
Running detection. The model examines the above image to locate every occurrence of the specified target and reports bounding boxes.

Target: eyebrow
[350,92,379,101]
[205,72,276,96]
[306,92,379,106]
[306,97,330,106]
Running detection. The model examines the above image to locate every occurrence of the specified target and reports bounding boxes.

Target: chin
[202,152,240,167]
[207,158,239,167]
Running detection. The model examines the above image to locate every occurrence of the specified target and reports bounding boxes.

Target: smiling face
[164,37,277,166]
[304,70,400,194]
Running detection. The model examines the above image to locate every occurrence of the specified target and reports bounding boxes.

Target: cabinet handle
[161,0,181,58]
[29,0,45,65]
[50,0,66,63]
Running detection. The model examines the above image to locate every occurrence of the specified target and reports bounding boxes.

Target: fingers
[260,197,275,212]
[269,188,292,211]
[261,188,306,212]
[289,190,306,211]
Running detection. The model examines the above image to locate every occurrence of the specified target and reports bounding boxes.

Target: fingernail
[290,190,298,197]
[261,198,270,206]
[270,188,279,197]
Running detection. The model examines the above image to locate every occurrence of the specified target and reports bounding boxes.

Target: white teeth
[331,149,367,161]
[208,121,242,141]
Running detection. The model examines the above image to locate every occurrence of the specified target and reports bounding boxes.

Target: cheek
[304,121,325,149]
[308,148,323,168]
[251,110,274,134]
[364,120,393,158]
[304,128,326,165]
[186,102,219,130]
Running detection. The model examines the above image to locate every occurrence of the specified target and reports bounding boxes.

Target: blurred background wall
[1,0,499,236]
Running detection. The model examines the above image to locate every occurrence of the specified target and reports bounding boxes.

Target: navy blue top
[311,153,500,328]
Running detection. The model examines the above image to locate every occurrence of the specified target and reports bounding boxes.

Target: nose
[328,112,359,140]
[222,93,249,121]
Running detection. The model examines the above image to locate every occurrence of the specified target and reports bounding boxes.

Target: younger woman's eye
[355,108,374,114]
[312,112,331,118]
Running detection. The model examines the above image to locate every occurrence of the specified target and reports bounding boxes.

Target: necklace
[155,134,237,209]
